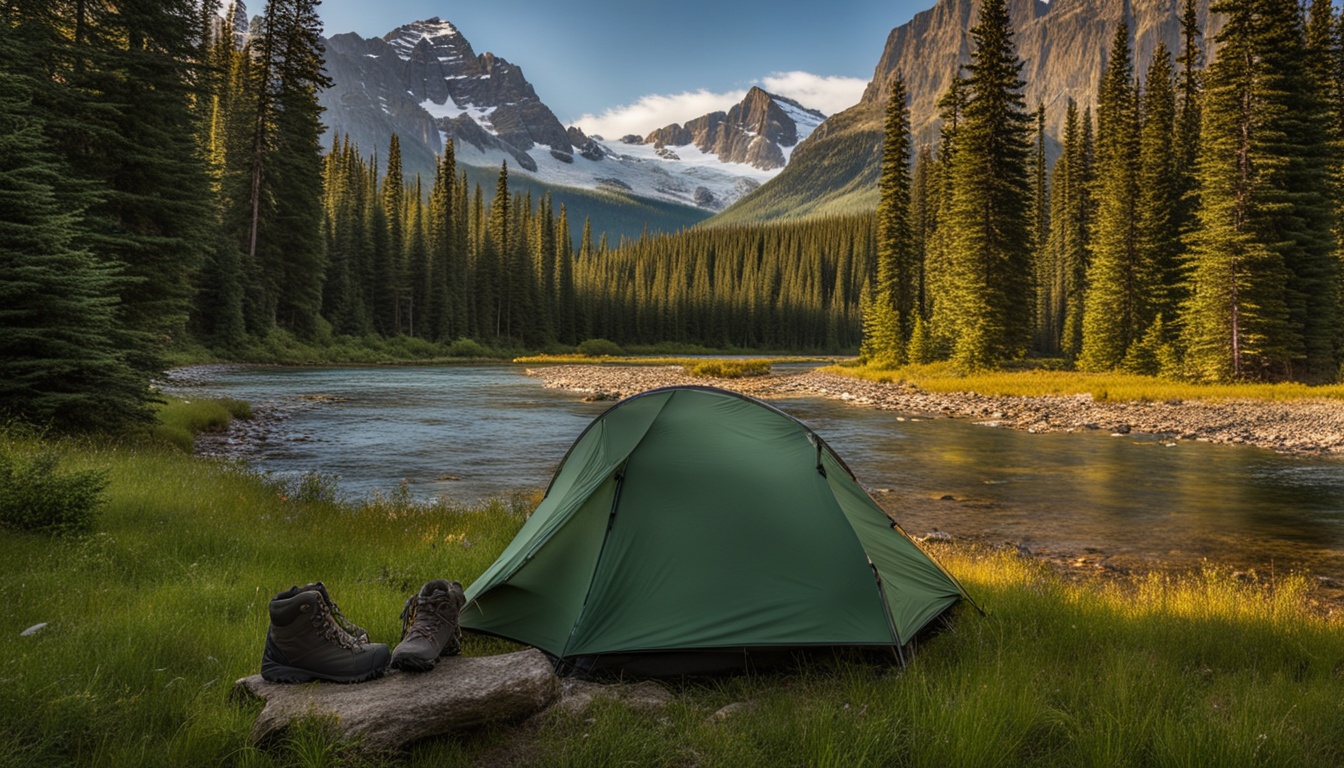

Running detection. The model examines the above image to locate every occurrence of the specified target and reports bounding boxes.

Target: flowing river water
[169,364,1344,586]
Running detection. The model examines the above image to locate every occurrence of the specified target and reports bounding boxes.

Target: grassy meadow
[1,403,1342,766]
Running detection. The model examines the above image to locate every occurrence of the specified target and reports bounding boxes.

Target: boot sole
[389,652,436,672]
[261,658,389,684]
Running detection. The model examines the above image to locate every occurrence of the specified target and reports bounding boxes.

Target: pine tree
[0,72,152,432]
[265,0,329,337]
[943,0,1033,368]
[378,133,405,335]
[1184,0,1337,381]
[1131,43,1182,372]
[1029,102,1050,353]
[1081,22,1143,371]
[924,75,968,356]
[861,76,914,367]
[1174,0,1204,247]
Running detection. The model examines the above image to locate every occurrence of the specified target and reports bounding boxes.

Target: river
[169,364,1344,584]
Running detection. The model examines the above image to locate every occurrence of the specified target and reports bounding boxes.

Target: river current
[171,364,1344,583]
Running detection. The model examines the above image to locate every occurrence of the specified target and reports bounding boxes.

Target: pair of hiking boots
[261,579,466,684]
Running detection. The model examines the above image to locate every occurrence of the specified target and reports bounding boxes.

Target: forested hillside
[854,0,1343,383]
[3,0,1344,437]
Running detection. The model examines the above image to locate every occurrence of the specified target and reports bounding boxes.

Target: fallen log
[232,649,559,754]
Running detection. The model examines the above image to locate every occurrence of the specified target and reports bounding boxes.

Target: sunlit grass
[831,360,1344,402]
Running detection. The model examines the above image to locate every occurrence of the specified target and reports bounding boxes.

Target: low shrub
[0,449,106,534]
[576,338,624,357]
[446,338,495,358]
[684,359,772,379]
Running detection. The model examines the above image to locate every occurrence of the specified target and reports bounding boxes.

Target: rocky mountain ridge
[319,19,825,213]
[644,87,825,171]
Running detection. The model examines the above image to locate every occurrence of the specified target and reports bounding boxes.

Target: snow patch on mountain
[420,98,497,132]
[386,18,461,61]
[449,132,773,212]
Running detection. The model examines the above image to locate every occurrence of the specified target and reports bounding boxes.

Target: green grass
[832,360,1344,402]
[683,359,772,379]
[2,426,1341,766]
[152,397,252,453]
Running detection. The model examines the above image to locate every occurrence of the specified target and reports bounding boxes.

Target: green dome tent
[461,386,970,675]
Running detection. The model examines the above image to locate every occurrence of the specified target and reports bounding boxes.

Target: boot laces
[403,591,456,641]
[313,596,363,650]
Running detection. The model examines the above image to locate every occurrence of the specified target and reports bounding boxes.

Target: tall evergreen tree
[0,72,152,432]
[1029,102,1050,353]
[1184,0,1337,381]
[1081,22,1144,371]
[1132,43,1182,372]
[861,76,914,367]
[264,0,330,337]
[943,0,1033,368]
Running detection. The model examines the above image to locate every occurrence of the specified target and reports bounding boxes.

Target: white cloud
[760,71,868,116]
[571,71,868,140]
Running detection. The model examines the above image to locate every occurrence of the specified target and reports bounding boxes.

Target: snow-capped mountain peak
[385,17,462,61]
[320,19,831,213]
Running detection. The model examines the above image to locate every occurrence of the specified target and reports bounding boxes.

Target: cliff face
[644,87,826,171]
[717,0,1222,224]
[320,18,571,178]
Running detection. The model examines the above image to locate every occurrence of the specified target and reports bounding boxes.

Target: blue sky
[316,0,931,135]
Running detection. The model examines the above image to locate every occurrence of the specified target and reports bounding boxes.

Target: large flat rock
[232,649,559,754]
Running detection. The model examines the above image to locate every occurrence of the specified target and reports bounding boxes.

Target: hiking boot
[297,581,370,643]
[390,579,466,672]
[261,584,390,683]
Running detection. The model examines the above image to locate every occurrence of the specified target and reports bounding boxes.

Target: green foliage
[152,397,252,453]
[0,446,105,534]
[861,76,914,368]
[445,338,495,358]
[942,0,1034,369]
[683,360,771,379]
[1183,0,1337,382]
[576,338,624,357]
[1081,21,1144,372]
[0,70,155,434]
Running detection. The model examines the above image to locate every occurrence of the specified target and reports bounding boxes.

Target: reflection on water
[178,365,1344,580]
[777,396,1344,579]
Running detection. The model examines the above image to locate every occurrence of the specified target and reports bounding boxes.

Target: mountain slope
[713,0,1221,226]
[319,19,830,240]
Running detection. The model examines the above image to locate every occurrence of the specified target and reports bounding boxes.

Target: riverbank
[527,364,1344,456]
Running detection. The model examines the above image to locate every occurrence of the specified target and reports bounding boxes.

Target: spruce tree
[1029,102,1050,353]
[1081,22,1143,371]
[265,0,330,337]
[378,134,405,335]
[943,0,1033,368]
[1184,0,1337,381]
[0,73,152,432]
[1132,43,1182,372]
[862,76,914,367]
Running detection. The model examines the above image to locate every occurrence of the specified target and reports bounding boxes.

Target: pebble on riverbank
[526,365,1344,456]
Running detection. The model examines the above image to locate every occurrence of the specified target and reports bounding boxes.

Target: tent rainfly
[461,386,970,676]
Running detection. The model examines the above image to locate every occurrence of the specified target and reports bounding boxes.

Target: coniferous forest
[4,0,1344,435]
